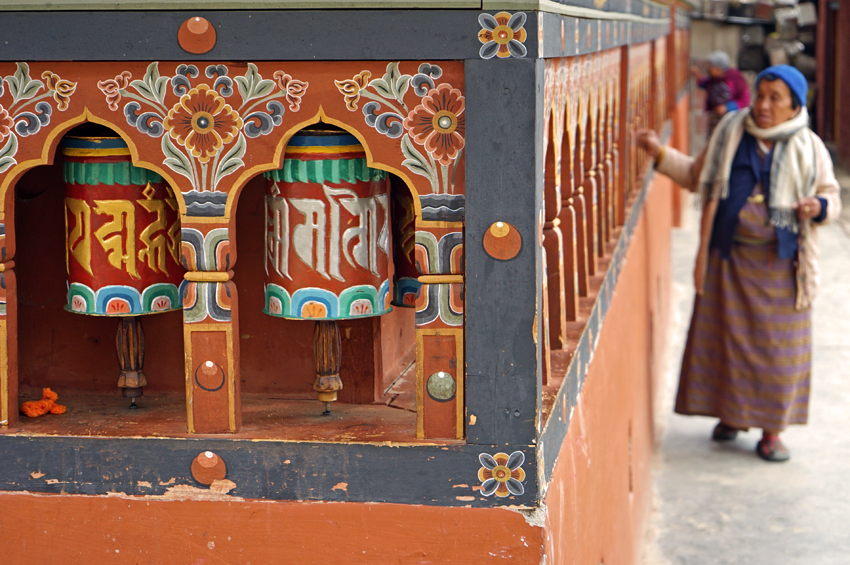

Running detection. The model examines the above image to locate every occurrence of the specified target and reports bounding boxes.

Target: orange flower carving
[97,71,133,111]
[163,84,243,164]
[41,71,77,111]
[335,71,372,111]
[273,71,309,112]
[478,451,525,497]
[403,83,465,166]
[0,105,13,143]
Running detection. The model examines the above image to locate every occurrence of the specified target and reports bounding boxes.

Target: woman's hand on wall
[792,196,822,221]
[635,129,663,160]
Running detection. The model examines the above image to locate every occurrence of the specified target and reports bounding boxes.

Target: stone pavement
[641,177,850,564]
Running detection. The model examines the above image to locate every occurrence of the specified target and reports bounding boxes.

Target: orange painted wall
[542,170,675,563]
[0,493,544,564]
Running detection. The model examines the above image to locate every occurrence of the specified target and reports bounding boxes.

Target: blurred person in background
[692,50,752,135]
[636,65,841,462]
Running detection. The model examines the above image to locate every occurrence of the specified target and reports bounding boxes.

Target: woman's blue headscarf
[755,65,808,106]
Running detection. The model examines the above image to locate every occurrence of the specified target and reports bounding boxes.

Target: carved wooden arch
[222,106,425,225]
[0,109,192,217]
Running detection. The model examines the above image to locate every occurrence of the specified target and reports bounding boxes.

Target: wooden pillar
[616,45,628,227]
[558,59,581,323]
[414,226,464,440]
[415,278,464,440]
[181,220,241,434]
[590,53,607,259]
[579,55,599,278]
[543,60,568,349]
[0,211,17,429]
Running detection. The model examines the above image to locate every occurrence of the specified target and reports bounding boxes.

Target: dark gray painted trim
[0,9,673,63]
[0,435,539,506]
[464,57,543,446]
[0,10,537,62]
[537,120,672,491]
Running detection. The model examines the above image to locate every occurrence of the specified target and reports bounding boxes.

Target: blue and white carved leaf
[161,134,195,187]
[401,134,437,189]
[235,63,275,106]
[131,62,168,105]
[0,134,18,174]
[213,132,246,189]
[4,63,43,106]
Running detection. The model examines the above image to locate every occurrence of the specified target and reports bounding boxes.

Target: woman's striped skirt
[676,197,812,432]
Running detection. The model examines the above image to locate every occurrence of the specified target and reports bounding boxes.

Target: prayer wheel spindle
[263,127,392,415]
[116,316,145,408]
[62,135,183,408]
[313,320,342,416]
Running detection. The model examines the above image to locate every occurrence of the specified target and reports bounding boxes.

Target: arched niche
[230,119,417,426]
[11,121,187,434]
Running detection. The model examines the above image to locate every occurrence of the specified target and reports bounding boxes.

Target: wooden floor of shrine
[1,363,444,443]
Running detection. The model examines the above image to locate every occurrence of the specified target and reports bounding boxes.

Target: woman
[637,65,842,462]
[692,51,751,135]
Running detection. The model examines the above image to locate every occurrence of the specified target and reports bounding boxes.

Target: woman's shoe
[712,422,739,441]
[756,436,790,462]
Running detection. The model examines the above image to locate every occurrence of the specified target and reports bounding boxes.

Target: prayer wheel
[263,128,392,414]
[62,136,183,407]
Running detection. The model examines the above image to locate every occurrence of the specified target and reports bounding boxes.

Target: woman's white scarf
[697,107,818,233]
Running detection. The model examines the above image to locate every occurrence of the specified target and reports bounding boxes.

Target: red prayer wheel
[62,135,184,405]
[262,129,391,320]
[262,128,392,413]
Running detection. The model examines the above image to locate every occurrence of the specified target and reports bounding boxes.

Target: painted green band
[63,161,164,186]
[263,158,386,185]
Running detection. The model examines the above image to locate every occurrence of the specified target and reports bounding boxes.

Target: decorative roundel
[178,17,217,55]
[482,221,522,261]
[191,451,227,485]
[426,371,457,402]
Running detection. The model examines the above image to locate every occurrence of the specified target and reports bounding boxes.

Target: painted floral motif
[97,62,309,192]
[403,83,465,167]
[0,62,77,175]
[98,71,132,111]
[163,85,243,164]
[478,12,528,59]
[41,71,77,111]
[0,107,12,143]
[273,71,309,112]
[335,71,372,111]
[334,63,463,194]
[478,451,526,497]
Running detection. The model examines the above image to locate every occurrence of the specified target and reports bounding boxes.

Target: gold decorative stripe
[284,145,363,154]
[0,261,14,272]
[418,274,463,284]
[61,148,132,157]
[184,271,231,282]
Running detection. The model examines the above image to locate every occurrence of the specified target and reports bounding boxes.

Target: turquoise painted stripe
[63,160,164,185]
[263,158,386,185]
